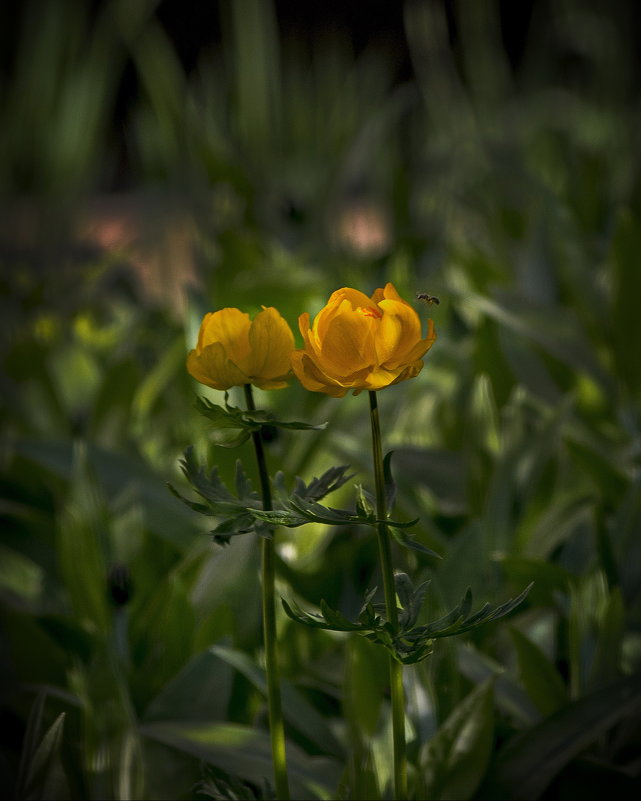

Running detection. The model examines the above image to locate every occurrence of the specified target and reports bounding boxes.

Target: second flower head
[291,282,436,397]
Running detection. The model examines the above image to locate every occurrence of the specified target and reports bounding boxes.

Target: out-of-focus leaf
[56,442,111,633]
[454,289,611,389]
[130,573,195,707]
[383,450,397,511]
[499,556,572,606]
[509,627,568,715]
[418,679,495,800]
[609,210,641,397]
[344,637,388,738]
[482,672,641,800]
[587,586,625,690]
[16,694,69,801]
[210,645,343,758]
[521,492,594,560]
[143,649,233,723]
[139,720,340,800]
[457,645,539,725]
[16,440,199,548]
[392,447,468,516]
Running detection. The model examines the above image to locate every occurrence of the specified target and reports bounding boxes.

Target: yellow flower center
[358,305,382,319]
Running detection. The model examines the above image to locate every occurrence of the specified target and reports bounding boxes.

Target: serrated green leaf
[195,396,328,436]
[411,588,473,639]
[167,482,216,516]
[249,508,308,528]
[195,397,252,430]
[355,484,375,521]
[296,465,354,503]
[388,525,441,557]
[288,498,363,527]
[405,579,432,630]
[320,599,366,631]
[281,598,328,629]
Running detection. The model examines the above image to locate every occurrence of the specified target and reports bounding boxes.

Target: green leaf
[388,525,441,557]
[210,646,344,758]
[499,556,571,607]
[281,598,334,630]
[56,442,111,633]
[16,695,69,801]
[509,627,568,716]
[290,465,354,503]
[143,649,234,723]
[249,508,307,528]
[139,720,341,799]
[395,573,431,631]
[483,672,641,800]
[610,210,641,396]
[173,448,265,544]
[17,439,199,549]
[457,645,539,726]
[383,450,396,511]
[343,637,388,737]
[587,585,625,690]
[195,396,327,437]
[321,599,368,631]
[355,484,375,521]
[419,679,495,800]
[411,588,473,639]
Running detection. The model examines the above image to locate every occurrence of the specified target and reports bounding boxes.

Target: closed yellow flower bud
[291,283,436,397]
[187,306,295,390]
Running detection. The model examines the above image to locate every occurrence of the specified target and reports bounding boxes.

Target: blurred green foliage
[1,0,641,798]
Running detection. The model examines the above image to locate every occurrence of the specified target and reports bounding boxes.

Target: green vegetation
[1,1,640,798]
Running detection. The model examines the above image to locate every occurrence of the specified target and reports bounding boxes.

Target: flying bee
[416,291,440,306]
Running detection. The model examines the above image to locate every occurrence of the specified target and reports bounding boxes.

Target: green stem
[369,390,407,801]
[244,384,290,801]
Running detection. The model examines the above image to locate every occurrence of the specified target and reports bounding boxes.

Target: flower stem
[244,384,290,801]
[369,390,407,801]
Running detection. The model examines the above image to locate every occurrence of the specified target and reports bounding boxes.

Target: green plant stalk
[368,390,408,800]
[244,384,290,801]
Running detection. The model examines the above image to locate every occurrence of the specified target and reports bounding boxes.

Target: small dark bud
[107,562,133,607]
[260,424,279,444]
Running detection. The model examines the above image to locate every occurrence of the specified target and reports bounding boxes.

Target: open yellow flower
[187,306,295,390]
[291,283,436,397]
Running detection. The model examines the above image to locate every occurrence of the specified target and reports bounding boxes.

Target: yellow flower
[187,306,295,390]
[291,283,436,397]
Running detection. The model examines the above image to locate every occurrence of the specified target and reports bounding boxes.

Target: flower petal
[327,287,374,309]
[246,306,295,381]
[187,343,249,390]
[290,283,436,395]
[312,300,378,375]
[198,308,252,366]
[291,350,349,397]
[376,298,423,366]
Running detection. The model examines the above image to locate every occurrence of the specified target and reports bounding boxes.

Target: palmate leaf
[271,465,354,507]
[169,448,268,544]
[407,584,534,642]
[283,577,533,664]
[195,396,327,441]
